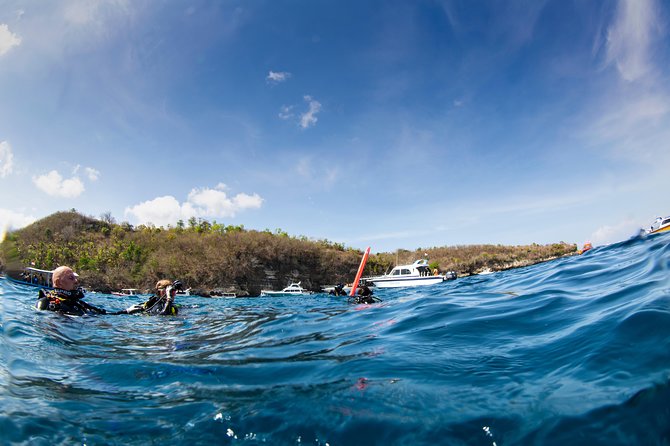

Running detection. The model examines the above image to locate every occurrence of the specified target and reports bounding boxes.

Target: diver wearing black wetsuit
[348,285,381,304]
[115,280,181,315]
[329,284,348,296]
[36,287,107,315]
[35,266,106,316]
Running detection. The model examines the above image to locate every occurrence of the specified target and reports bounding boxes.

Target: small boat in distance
[260,282,310,297]
[211,292,236,298]
[368,259,456,288]
[647,216,670,235]
[6,267,54,289]
[112,288,140,296]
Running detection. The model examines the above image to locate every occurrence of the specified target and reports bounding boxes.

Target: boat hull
[370,276,446,288]
[6,275,54,290]
[260,291,310,297]
[260,282,309,297]
[5,267,55,290]
[650,225,670,235]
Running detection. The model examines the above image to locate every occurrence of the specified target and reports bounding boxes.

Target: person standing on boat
[35,266,107,315]
[114,279,181,315]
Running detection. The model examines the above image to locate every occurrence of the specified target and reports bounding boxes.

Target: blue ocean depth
[1,233,669,445]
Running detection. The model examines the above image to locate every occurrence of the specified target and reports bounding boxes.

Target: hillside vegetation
[1,211,577,295]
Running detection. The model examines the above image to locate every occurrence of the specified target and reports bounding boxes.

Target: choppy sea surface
[1,234,669,445]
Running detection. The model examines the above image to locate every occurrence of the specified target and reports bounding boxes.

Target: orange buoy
[350,247,371,296]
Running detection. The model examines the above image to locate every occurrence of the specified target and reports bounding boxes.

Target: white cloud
[124,185,263,227]
[0,24,21,56]
[300,95,321,129]
[0,141,14,178]
[278,105,294,120]
[278,96,322,128]
[124,195,184,227]
[84,167,100,181]
[32,170,85,198]
[187,185,263,216]
[266,70,292,84]
[606,0,662,82]
[73,164,100,181]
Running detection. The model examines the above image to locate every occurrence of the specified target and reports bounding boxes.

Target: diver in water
[35,266,106,316]
[114,279,182,315]
[329,284,348,296]
[348,285,381,305]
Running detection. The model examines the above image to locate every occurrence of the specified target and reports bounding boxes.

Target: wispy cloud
[0,141,14,178]
[278,105,294,120]
[84,167,100,181]
[606,0,663,82]
[73,165,101,181]
[124,183,263,227]
[593,95,667,136]
[300,95,321,129]
[581,0,670,167]
[0,24,21,56]
[266,70,291,84]
[279,96,322,129]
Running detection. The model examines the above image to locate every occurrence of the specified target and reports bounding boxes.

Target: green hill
[1,211,577,295]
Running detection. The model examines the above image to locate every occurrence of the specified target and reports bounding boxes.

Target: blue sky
[1,0,669,252]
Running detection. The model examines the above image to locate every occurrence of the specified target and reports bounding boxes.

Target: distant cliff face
[0,211,576,295]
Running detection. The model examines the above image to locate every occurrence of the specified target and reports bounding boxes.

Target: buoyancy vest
[36,288,106,316]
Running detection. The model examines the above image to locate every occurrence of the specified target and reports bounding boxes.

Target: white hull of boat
[260,290,310,297]
[260,282,310,297]
[370,275,446,288]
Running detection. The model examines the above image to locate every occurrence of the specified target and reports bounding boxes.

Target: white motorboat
[647,216,670,235]
[260,282,310,297]
[368,259,454,288]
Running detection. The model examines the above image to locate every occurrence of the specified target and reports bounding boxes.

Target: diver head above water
[53,266,79,291]
[115,278,182,316]
[36,266,106,315]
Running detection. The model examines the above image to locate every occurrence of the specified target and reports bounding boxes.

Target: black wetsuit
[36,288,106,316]
[118,294,178,315]
[348,286,381,304]
[329,285,347,296]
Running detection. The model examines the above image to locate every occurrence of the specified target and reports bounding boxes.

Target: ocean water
[1,234,669,446]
